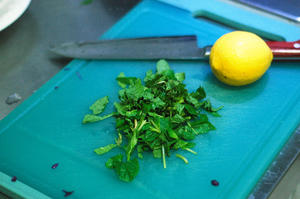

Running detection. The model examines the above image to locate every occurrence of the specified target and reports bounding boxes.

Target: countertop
[0,0,299,198]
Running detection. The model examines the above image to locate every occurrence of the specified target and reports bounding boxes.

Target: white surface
[0,0,31,31]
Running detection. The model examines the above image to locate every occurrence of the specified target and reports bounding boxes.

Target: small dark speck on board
[51,163,59,169]
[76,71,83,80]
[62,190,74,197]
[211,179,219,186]
[11,176,17,182]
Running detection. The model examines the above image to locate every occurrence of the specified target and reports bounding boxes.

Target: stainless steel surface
[204,46,212,57]
[234,0,300,22]
[50,35,207,60]
[271,48,300,60]
[0,0,299,198]
[248,126,300,199]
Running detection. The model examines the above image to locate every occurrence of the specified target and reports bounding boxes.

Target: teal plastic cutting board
[1,0,300,198]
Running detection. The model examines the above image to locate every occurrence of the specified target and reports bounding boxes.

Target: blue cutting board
[1,0,300,199]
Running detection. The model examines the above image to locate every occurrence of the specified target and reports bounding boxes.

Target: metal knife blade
[50,35,211,60]
[50,35,300,61]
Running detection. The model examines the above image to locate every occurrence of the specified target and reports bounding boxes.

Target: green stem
[134,119,138,129]
[150,120,161,133]
[127,129,137,161]
[156,81,166,85]
[184,148,197,155]
[150,127,161,133]
[176,154,188,164]
[162,145,166,169]
[101,113,114,120]
[137,120,147,131]
[150,120,160,130]
[115,133,122,146]
[187,122,199,135]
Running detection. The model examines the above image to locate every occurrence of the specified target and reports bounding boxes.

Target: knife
[50,35,300,60]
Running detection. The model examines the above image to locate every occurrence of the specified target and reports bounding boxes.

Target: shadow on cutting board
[203,72,269,104]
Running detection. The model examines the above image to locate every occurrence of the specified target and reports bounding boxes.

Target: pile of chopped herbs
[82,60,223,182]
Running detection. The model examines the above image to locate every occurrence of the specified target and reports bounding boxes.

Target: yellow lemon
[209,31,273,86]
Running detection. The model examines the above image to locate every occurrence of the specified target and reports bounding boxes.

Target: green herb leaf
[148,112,163,118]
[94,144,117,155]
[144,131,160,142]
[189,114,216,134]
[105,154,123,169]
[184,104,198,116]
[153,147,162,158]
[167,128,179,140]
[126,79,145,100]
[125,110,139,118]
[151,97,166,109]
[106,154,139,182]
[191,87,206,100]
[144,70,155,82]
[82,113,113,124]
[116,72,138,88]
[170,114,186,124]
[193,122,216,134]
[201,100,223,116]
[117,72,126,88]
[83,59,222,182]
[173,140,195,150]
[89,96,109,115]
[137,145,144,159]
[116,158,139,182]
[177,126,196,140]
[114,102,127,115]
[156,59,170,73]
[174,103,185,114]
[186,94,200,108]
[175,72,185,82]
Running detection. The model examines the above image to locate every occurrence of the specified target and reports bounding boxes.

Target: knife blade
[50,35,300,60]
[50,35,210,60]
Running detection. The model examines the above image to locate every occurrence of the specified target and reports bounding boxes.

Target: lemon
[209,31,273,86]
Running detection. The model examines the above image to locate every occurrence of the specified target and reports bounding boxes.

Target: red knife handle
[265,40,300,49]
[265,40,300,60]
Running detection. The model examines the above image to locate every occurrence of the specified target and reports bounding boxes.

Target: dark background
[0,0,140,120]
